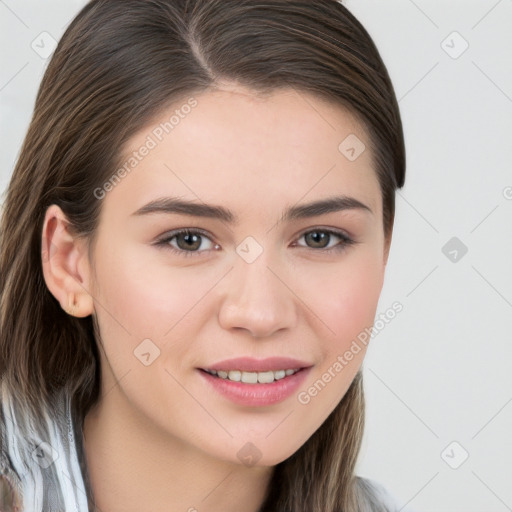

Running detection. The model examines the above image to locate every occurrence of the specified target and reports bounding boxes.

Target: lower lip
[198,367,312,407]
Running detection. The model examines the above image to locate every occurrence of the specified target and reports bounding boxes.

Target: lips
[200,356,313,373]
[198,365,313,406]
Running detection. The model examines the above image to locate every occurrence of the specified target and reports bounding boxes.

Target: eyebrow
[131,195,373,223]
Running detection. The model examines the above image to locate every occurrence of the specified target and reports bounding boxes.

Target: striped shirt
[0,378,92,511]
[0,378,417,512]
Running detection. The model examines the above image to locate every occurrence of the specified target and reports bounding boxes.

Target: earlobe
[41,204,95,318]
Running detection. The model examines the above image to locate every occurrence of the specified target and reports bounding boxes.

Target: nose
[217,252,297,339]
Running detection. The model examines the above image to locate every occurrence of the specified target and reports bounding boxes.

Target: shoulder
[355,476,422,512]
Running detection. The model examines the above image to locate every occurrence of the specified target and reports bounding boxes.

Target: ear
[41,204,95,318]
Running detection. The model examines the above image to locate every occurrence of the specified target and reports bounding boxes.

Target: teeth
[229,370,241,382]
[204,368,301,384]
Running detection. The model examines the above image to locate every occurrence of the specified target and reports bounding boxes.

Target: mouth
[197,364,313,406]
[199,367,306,384]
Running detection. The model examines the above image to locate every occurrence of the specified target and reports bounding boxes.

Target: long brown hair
[0,1,405,510]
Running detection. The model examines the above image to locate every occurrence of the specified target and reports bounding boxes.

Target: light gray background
[1,1,511,511]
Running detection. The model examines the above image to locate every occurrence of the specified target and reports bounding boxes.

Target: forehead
[105,85,381,222]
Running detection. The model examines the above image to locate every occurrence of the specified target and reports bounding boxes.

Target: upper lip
[201,357,313,373]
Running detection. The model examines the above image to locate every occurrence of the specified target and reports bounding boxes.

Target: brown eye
[304,230,331,249]
[296,228,355,253]
[174,231,202,251]
[155,229,217,257]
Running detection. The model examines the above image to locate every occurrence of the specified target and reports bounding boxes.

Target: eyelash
[154,227,356,258]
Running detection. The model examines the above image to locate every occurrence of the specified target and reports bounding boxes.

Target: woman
[0,1,410,510]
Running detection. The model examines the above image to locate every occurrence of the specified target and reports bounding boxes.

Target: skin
[41,83,392,512]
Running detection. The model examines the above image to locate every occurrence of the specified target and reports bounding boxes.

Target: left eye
[295,228,354,252]
[154,227,355,257]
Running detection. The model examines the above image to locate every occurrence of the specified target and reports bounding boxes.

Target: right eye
[154,228,219,257]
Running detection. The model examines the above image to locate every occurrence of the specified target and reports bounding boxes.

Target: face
[54,85,390,466]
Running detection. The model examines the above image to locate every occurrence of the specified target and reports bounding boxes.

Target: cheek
[92,244,216,349]
[304,252,384,353]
